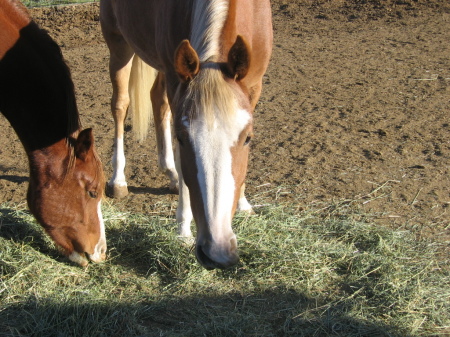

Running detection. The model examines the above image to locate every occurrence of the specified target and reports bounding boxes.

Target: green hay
[0,201,449,336]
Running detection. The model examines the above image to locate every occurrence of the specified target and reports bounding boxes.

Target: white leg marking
[237,196,253,213]
[158,113,178,191]
[237,183,254,213]
[175,143,193,239]
[109,136,127,188]
[176,179,193,239]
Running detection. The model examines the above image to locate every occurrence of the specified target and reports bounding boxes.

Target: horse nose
[195,236,239,270]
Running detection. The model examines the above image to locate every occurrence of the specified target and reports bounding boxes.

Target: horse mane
[191,0,228,62]
[186,0,237,127]
[184,66,237,128]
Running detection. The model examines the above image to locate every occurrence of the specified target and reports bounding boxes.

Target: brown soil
[1,1,450,249]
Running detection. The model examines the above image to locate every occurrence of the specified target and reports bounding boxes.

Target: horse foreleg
[151,72,179,193]
[106,44,134,198]
[175,142,193,240]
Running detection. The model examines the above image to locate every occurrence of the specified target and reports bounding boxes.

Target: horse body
[0,0,106,266]
[100,0,272,269]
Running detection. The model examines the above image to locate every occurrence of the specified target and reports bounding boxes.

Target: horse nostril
[196,244,216,270]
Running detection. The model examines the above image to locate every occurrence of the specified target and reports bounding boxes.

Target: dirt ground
[1,1,450,249]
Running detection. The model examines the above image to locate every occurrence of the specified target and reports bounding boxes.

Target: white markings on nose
[188,108,251,235]
[88,200,107,263]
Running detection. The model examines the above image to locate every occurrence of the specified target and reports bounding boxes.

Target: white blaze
[88,200,107,263]
[188,108,251,236]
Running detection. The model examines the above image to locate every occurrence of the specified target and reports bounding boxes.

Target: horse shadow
[103,210,273,285]
[0,209,415,336]
[0,174,28,183]
[104,218,196,285]
[128,185,174,196]
[0,208,62,261]
[0,289,409,336]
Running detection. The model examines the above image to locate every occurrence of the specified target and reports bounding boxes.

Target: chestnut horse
[100,0,272,269]
[0,0,106,266]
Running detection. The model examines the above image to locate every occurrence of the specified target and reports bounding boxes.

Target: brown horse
[100,0,272,269]
[0,0,106,266]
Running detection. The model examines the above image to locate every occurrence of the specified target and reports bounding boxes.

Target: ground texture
[1,1,450,248]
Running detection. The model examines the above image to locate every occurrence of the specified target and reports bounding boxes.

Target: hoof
[106,184,128,198]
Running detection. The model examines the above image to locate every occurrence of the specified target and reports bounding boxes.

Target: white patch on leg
[176,180,193,239]
[158,113,178,190]
[237,195,253,213]
[109,136,127,188]
[175,143,193,239]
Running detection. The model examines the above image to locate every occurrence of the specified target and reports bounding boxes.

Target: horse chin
[195,243,240,270]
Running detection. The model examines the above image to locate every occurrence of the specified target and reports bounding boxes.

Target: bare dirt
[1,1,450,249]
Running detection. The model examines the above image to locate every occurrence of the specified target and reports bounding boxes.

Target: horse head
[173,36,252,269]
[27,128,106,266]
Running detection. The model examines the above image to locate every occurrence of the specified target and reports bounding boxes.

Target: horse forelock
[181,0,241,129]
[184,65,238,131]
[64,136,105,194]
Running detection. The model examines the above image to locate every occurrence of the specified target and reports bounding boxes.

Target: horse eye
[88,191,98,199]
[244,135,252,146]
[176,135,184,146]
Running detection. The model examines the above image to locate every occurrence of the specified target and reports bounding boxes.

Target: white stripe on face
[188,108,251,238]
[88,200,107,263]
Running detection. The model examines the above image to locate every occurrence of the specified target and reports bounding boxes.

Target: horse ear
[174,40,200,82]
[227,35,251,80]
[75,128,94,161]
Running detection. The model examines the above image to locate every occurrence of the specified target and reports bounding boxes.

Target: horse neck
[0,18,80,154]
[217,0,237,61]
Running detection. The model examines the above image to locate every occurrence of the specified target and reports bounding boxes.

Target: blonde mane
[191,0,229,62]
[187,0,237,128]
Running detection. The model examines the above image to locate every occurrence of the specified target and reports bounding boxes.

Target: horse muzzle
[195,236,239,270]
[87,238,107,263]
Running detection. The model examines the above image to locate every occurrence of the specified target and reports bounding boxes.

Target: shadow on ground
[0,290,409,337]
